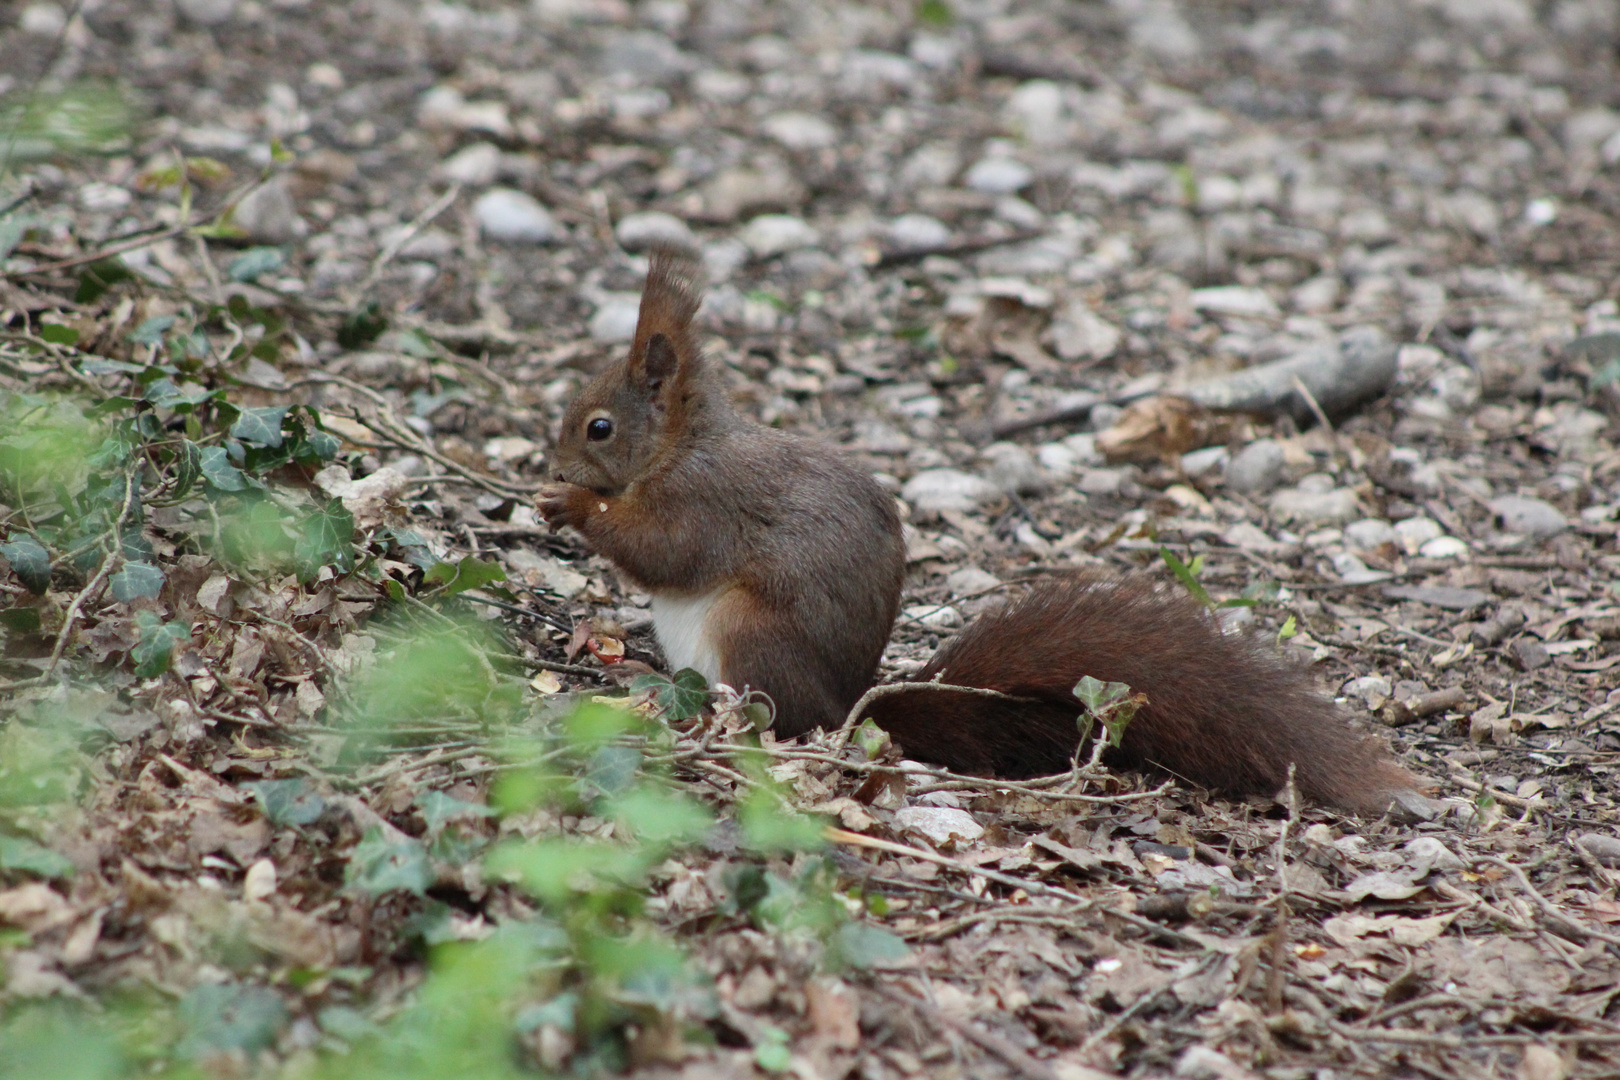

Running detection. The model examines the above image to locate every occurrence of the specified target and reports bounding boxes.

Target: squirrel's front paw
[537,481,598,530]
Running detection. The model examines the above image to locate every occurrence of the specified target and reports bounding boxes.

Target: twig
[342,183,462,309]
[1266,764,1299,1014]
[867,982,1061,1080]
[1479,856,1620,948]
[40,470,136,681]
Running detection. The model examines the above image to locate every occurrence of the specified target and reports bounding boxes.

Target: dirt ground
[5,1,1620,1078]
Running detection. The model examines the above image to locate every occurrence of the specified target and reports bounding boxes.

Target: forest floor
[4,1,1620,1078]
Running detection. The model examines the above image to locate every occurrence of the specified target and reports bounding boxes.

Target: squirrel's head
[549,247,706,495]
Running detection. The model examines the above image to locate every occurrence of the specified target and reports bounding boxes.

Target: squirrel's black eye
[586,417,613,441]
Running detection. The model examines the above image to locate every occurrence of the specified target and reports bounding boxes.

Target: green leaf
[79,358,144,375]
[74,258,133,304]
[245,778,326,826]
[831,921,911,969]
[176,983,287,1060]
[421,556,507,598]
[852,718,890,759]
[1159,547,1213,608]
[127,315,176,346]
[346,826,430,897]
[230,405,290,448]
[108,561,165,602]
[417,789,494,835]
[227,246,284,282]
[739,793,827,854]
[107,561,165,603]
[1073,675,1128,714]
[171,440,203,499]
[916,0,954,28]
[38,323,79,346]
[604,788,713,847]
[338,302,387,349]
[130,612,188,678]
[294,499,355,581]
[0,538,51,594]
[754,1028,792,1073]
[630,667,709,721]
[199,445,247,491]
[0,834,74,879]
[1276,614,1298,644]
[0,607,42,634]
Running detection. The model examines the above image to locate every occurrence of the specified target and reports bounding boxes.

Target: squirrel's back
[864,574,1419,814]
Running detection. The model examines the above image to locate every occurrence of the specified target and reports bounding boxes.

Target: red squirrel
[539,248,1420,815]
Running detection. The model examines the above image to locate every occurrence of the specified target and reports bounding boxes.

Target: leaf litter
[4,2,1620,1079]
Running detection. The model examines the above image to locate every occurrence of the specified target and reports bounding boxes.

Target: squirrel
[539,248,1421,816]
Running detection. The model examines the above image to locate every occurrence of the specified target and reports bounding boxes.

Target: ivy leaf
[421,556,506,598]
[199,445,247,491]
[0,538,51,593]
[0,607,41,634]
[294,499,355,581]
[109,561,165,602]
[172,440,203,499]
[244,778,326,826]
[0,834,74,879]
[630,668,709,721]
[227,246,284,282]
[230,405,290,448]
[128,314,176,346]
[38,323,79,346]
[831,922,911,970]
[131,612,188,677]
[176,984,288,1060]
[417,789,495,835]
[346,826,430,897]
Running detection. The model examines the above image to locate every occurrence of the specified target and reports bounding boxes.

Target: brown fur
[540,247,905,735]
[864,574,1420,814]
[544,250,1418,814]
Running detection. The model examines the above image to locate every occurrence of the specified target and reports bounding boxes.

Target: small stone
[474,188,556,244]
[1224,439,1285,494]
[1488,495,1568,540]
[1419,536,1469,559]
[1270,485,1360,526]
[901,469,1001,514]
[1221,522,1293,556]
[1037,442,1080,477]
[887,213,951,251]
[231,177,308,244]
[588,294,641,343]
[417,85,512,137]
[1291,274,1341,314]
[979,442,1046,495]
[963,156,1033,194]
[1077,468,1127,496]
[1050,303,1122,362]
[176,0,237,24]
[893,806,983,848]
[1514,638,1551,671]
[1190,285,1281,319]
[904,604,963,630]
[1180,446,1228,478]
[761,111,839,151]
[739,214,818,258]
[698,163,808,222]
[946,567,1001,596]
[1344,518,1397,550]
[1333,553,1390,584]
[437,141,501,186]
[1393,516,1444,554]
[615,211,695,252]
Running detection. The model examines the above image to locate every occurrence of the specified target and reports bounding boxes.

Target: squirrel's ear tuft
[628,246,703,391]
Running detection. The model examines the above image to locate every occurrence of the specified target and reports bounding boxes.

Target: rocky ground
[5,0,1620,1078]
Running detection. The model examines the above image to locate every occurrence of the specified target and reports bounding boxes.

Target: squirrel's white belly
[650,588,726,685]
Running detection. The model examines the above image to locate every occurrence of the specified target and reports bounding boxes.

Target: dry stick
[1479,855,1620,949]
[867,982,1061,1080]
[341,183,462,309]
[824,828,1204,948]
[1447,772,1534,810]
[1265,764,1299,1015]
[20,173,272,276]
[39,470,136,681]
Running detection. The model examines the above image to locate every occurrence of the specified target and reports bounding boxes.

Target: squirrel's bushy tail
[864,574,1419,814]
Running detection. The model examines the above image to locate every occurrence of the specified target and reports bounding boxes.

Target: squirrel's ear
[643,333,679,389]
[628,246,703,394]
